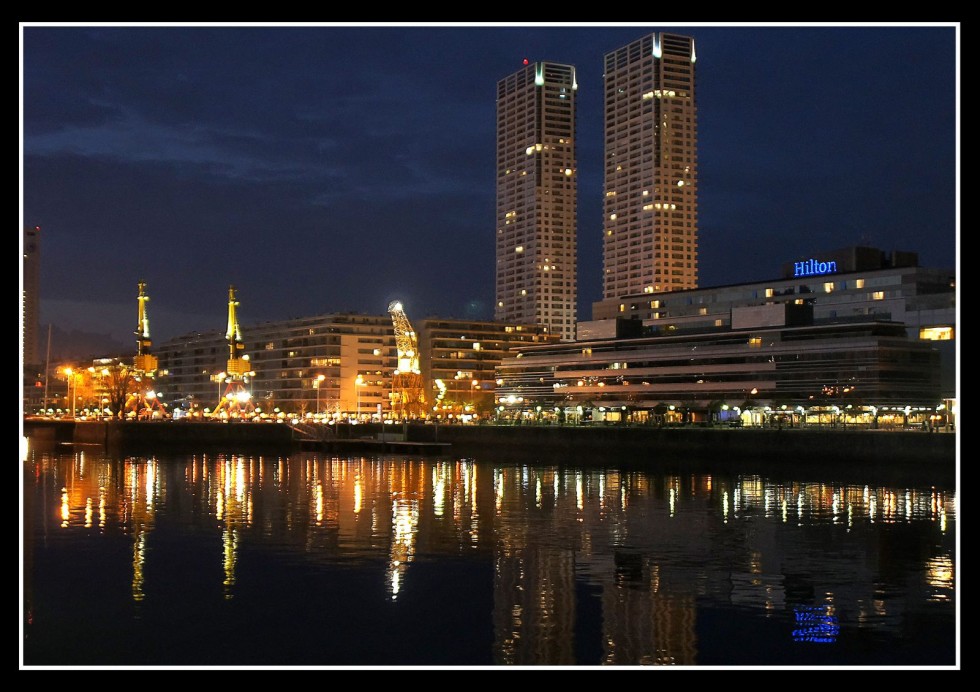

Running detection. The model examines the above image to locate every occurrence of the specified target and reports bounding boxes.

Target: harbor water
[21,439,957,668]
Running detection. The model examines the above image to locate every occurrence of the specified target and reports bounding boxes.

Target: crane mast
[209,285,255,418]
[388,301,427,419]
[127,280,166,419]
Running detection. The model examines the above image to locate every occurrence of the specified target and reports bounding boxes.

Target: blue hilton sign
[794,258,838,277]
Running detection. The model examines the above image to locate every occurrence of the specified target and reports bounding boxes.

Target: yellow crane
[388,301,427,419]
[209,285,256,418]
[126,281,167,419]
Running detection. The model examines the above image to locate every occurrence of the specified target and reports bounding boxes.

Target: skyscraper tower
[22,225,41,366]
[495,60,578,341]
[602,32,698,299]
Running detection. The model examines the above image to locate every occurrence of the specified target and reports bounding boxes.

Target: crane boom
[387,301,426,419]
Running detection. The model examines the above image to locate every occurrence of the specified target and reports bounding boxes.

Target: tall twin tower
[494,32,698,341]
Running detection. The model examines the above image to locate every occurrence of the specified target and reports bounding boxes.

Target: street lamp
[63,367,77,419]
[314,374,325,416]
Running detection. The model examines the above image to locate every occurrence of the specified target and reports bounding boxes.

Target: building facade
[590,246,956,397]
[416,317,558,418]
[495,303,943,428]
[495,61,578,341]
[155,313,395,419]
[602,32,698,299]
[154,313,560,420]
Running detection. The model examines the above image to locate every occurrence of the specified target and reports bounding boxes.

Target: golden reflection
[354,472,363,514]
[669,487,676,517]
[387,495,419,601]
[223,527,238,600]
[432,464,447,518]
[145,460,157,511]
[925,556,955,601]
[132,530,146,602]
[84,496,93,528]
[60,488,69,527]
[722,490,729,523]
[99,489,106,529]
[576,473,584,511]
[315,480,324,524]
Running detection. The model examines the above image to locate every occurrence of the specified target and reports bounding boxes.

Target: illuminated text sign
[794,259,838,277]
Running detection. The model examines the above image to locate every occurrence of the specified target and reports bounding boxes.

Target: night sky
[21,23,959,349]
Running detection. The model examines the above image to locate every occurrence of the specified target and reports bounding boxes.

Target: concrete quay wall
[23,419,956,486]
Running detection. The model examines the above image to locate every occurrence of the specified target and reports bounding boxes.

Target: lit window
[749,337,762,347]
[854,278,865,289]
[872,291,884,300]
[765,288,774,298]
[823,282,835,293]
[610,213,618,221]
[618,304,625,313]
[515,246,524,253]
[919,326,954,341]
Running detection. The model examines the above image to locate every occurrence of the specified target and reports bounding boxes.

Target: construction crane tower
[388,300,427,419]
[126,280,167,419]
[209,285,256,418]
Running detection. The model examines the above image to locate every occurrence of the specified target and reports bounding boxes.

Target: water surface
[22,442,957,668]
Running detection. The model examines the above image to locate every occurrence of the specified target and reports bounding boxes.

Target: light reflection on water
[23,446,957,667]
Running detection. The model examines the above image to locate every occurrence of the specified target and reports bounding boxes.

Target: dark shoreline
[23,418,957,488]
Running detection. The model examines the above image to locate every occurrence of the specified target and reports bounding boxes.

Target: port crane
[209,285,256,418]
[125,281,168,419]
[388,301,427,419]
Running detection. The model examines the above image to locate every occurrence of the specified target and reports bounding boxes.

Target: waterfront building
[590,245,956,398]
[155,313,559,420]
[495,302,943,428]
[416,318,559,419]
[602,32,698,299]
[22,225,41,367]
[495,60,578,341]
[156,313,394,419]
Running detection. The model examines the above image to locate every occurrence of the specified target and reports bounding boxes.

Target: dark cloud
[22,23,958,347]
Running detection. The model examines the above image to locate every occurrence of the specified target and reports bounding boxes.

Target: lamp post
[355,374,364,421]
[314,374,325,416]
[63,367,77,419]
